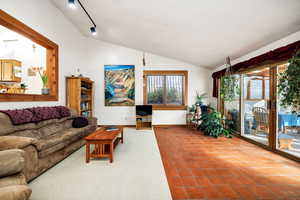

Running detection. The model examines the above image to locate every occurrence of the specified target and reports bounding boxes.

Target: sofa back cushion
[0,107,77,137]
[0,113,36,136]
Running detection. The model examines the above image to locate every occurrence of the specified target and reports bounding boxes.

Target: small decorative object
[28,67,36,76]
[105,126,119,131]
[31,67,49,95]
[220,57,240,102]
[278,50,300,115]
[104,65,135,106]
[0,88,7,93]
[75,68,80,77]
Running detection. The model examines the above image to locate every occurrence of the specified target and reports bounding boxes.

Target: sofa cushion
[0,113,36,136]
[0,137,37,151]
[10,130,40,139]
[0,174,26,188]
[0,185,31,200]
[35,126,90,151]
[72,117,88,128]
[0,149,24,177]
[37,126,94,158]
[37,122,66,139]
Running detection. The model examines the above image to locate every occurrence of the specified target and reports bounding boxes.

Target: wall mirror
[0,10,58,101]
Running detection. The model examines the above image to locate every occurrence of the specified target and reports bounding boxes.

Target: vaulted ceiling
[51,0,300,68]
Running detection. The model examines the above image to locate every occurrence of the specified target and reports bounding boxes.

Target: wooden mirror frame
[0,10,58,102]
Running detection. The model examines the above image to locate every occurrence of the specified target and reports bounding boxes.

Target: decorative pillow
[72,117,88,128]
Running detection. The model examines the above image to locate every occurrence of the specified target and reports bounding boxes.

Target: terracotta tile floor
[154,127,300,200]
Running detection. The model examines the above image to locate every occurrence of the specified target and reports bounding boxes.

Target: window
[143,71,188,110]
[0,10,58,102]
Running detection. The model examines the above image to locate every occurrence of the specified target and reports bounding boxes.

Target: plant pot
[42,88,50,95]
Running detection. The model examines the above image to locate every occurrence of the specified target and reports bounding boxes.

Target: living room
[0,0,300,200]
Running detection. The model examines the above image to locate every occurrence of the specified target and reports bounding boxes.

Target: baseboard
[97,124,186,128]
[97,125,136,128]
[153,124,186,128]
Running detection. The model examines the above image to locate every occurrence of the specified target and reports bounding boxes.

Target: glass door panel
[276,64,300,158]
[242,67,270,145]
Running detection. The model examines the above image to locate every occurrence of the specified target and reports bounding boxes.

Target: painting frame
[104,65,135,106]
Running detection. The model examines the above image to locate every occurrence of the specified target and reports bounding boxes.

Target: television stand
[136,115,152,130]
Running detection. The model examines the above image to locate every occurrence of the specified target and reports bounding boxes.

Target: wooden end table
[85,127,123,163]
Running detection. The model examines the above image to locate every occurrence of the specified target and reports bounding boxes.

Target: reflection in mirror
[0,25,47,95]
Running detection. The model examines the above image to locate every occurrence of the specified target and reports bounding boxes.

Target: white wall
[0,0,211,126]
[210,31,300,108]
[0,0,87,109]
[83,39,211,125]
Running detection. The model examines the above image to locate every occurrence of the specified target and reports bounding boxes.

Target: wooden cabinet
[66,77,94,117]
[0,59,22,82]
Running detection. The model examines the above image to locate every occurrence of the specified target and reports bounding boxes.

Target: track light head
[68,0,76,9]
[90,27,97,36]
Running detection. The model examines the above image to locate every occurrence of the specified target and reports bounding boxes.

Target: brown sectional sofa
[0,109,97,182]
[0,149,32,200]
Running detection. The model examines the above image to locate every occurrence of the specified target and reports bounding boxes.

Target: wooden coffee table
[85,127,123,163]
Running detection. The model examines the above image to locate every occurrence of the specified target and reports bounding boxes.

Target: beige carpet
[29,128,172,200]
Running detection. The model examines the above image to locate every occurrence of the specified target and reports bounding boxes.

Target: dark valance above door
[212,40,300,98]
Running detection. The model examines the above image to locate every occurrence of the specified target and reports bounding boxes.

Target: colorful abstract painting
[104,65,135,106]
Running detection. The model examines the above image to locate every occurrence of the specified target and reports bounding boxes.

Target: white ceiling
[50,0,300,68]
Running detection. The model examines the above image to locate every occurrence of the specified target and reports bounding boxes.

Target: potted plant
[278,50,300,116]
[195,92,207,106]
[32,67,49,95]
[220,75,240,102]
[220,57,240,102]
[188,105,196,114]
[199,109,232,138]
[20,83,27,94]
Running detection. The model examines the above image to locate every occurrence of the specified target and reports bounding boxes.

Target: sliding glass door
[276,64,300,158]
[220,63,300,161]
[241,67,270,145]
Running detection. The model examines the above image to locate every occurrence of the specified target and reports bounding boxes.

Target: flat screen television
[136,105,152,116]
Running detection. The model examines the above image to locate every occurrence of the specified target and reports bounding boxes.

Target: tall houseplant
[278,50,300,115]
[199,110,232,138]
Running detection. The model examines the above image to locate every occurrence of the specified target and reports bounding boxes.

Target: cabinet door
[1,61,14,81]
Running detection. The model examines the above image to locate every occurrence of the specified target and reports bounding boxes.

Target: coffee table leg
[86,143,90,163]
[110,142,114,163]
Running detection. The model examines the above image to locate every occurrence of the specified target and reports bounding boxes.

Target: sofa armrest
[0,136,37,151]
[0,149,25,177]
[87,117,97,127]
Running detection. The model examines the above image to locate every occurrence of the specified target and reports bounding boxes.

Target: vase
[42,88,50,95]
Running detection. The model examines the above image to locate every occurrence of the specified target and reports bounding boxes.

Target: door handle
[267,100,271,110]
